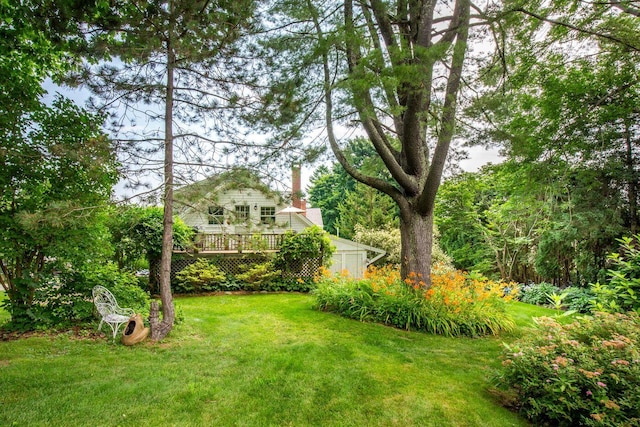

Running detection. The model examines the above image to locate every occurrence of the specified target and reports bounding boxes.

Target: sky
[43,80,504,202]
[459,146,504,173]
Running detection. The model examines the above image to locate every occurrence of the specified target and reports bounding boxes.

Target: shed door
[344,253,365,278]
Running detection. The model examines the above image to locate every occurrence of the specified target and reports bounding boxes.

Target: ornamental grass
[313,265,517,337]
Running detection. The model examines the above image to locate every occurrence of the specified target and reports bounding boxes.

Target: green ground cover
[0,293,557,426]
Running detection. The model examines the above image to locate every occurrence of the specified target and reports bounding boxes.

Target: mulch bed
[0,326,106,342]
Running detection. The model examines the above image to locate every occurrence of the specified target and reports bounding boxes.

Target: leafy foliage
[0,263,149,331]
[307,139,398,237]
[591,235,640,313]
[175,259,227,294]
[519,283,595,314]
[308,165,355,235]
[436,163,628,285]
[313,265,516,337]
[0,1,120,329]
[435,172,495,275]
[108,205,194,270]
[520,283,562,306]
[563,287,596,314]
[68,263,149,315]
[273,226,335,271]
[235,262,282,290]
[335,183,399,240]
[171,258,315,294]
[495,313,640,426]
[353,225,402,265]
[460,1,639,285]
[0,95,117,327]
[353,224,452,268]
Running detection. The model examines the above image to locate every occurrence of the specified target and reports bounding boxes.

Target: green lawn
[0,293,557,426]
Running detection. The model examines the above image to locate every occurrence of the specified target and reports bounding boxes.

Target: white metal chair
[92,285,135,341]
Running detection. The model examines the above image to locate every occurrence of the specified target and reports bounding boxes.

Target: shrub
[236,262,282,290]
[274,226,336,272]
[353,225,401,265]
[494,312,640,426]
[520,282,561,306]
[258,278,316,293]
[2,263,150,330]
[108,205,194,271]
[172,258,317,294]
[519,283,595,313]
[353,224,453,268]
[68,263,149,314]
[591,234,640,314]
[313,265,516,337]
[174,259,226,293]
[564,286,596,313]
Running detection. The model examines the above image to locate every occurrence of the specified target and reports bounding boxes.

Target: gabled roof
[305,208,323,227]
[174,168,286,208]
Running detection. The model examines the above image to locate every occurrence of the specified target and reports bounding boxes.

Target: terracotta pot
[122,313,149,345]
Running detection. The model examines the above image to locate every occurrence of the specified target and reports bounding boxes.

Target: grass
[0,293,559,426]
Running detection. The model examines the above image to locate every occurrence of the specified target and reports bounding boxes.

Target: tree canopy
[444,0,640,285]
[0,3,118,325]
[63,0,259,339]
[255,0,476,285]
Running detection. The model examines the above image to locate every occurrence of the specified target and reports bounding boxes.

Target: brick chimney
[292,164,306,213]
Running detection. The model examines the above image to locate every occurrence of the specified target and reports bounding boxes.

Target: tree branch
[315,0,404,202]
[512,6,640,52]
[419,0,471,215]
[343,0,416,193]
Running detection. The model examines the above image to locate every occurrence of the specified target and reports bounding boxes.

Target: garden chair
[92,285,135,341]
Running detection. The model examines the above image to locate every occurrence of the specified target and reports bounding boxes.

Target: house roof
[305,208,323,227]
[174,168,286,207]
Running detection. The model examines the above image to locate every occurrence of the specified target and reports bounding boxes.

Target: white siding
[177,188,314,234]
[328,235,386,279]
[330,251,367,278]
[175,177,385,278]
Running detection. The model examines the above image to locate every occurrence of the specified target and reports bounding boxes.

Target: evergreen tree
[70,0,257,339]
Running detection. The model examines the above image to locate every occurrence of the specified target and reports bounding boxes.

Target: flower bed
[313,265,516,337]
[494,312,640,426]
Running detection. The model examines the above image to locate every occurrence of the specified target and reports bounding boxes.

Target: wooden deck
[174,233,285,254]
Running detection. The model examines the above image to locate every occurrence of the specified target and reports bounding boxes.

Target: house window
[235,205,250,222]
[260,206,276,224]
[207,206,224,225]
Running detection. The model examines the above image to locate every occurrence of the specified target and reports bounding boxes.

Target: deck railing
[175,233,285,253]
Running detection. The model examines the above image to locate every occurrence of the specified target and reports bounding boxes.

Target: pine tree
[73,0,257,339]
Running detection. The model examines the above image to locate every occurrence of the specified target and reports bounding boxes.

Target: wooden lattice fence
[149,253,323,290]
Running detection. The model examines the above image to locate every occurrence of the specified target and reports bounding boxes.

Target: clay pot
[122,313,149,345]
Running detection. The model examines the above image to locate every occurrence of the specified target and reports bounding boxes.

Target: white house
[173,168,385,278]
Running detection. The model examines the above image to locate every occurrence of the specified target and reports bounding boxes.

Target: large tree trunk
[399,207,434,288]
[150,33,176,341]
[314,0,470,287]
